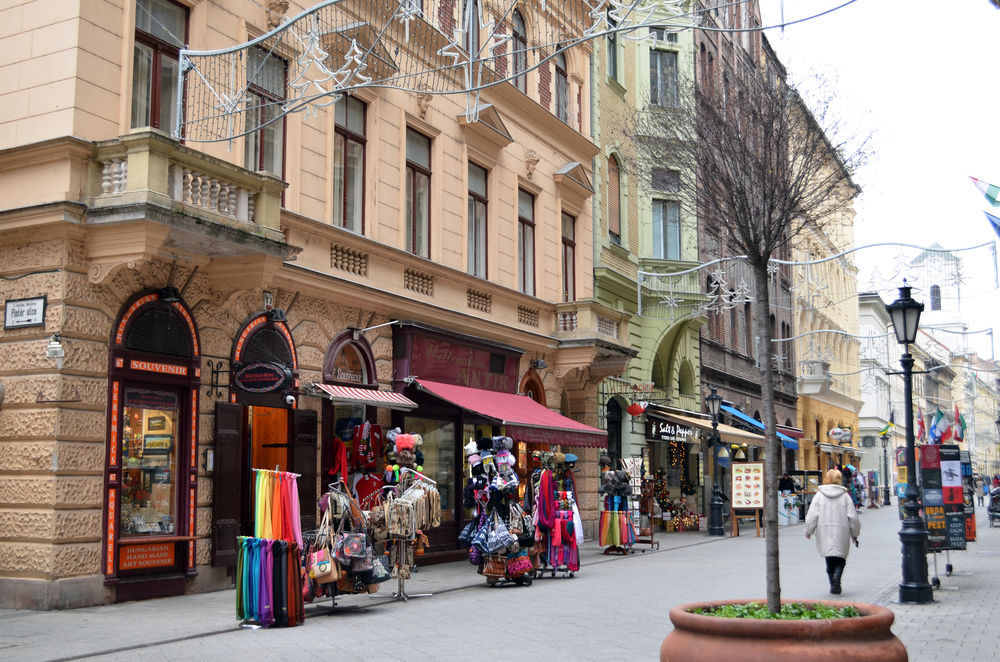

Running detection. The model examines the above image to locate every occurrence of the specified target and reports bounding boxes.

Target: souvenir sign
[731,462,764,509]
[233,362,291,393]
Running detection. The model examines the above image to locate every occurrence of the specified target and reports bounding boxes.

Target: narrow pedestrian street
[2,503,997,661]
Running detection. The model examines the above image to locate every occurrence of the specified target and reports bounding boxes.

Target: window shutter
[292,409,318,533]
[212,402,244,567]
[608,156,621,236]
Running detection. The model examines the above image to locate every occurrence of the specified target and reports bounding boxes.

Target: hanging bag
[307,509,341,583]
[486,511,515,553]
[482,553,507,578]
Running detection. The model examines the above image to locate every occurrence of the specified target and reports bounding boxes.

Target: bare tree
[635,68,866,612]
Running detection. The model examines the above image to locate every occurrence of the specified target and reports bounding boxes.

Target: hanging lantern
[627,402,645,416]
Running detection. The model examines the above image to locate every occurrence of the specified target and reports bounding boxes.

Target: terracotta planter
[660,599,907,662]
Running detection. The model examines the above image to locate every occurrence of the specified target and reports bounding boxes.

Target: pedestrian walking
[975,475,985,506]
[804,468,861,595]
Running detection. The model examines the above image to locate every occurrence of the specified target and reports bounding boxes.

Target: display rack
[635,478,659,550]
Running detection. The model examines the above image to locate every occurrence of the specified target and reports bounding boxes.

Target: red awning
[411,379,607,448]
[312,383,417,411]
[777,425,805,439]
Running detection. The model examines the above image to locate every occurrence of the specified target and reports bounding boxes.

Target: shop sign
[645,418,693,442]
[233,362,291,393]
[119,543,175,570]
[4,296,46,329]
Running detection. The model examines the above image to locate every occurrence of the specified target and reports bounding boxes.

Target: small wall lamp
[46,334,65,370]
[530,359,548,370]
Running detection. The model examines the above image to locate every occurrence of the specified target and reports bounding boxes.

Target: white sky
[757,0,1000,356]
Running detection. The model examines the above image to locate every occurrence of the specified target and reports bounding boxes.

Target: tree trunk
[753,264,781,613]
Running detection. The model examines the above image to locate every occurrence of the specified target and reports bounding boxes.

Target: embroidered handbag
[350,544,375,572]
[369,556,392,583]
[482,553,507,578]
[307,546,340,584]
[505,550,533,577]
[468,544,483,565]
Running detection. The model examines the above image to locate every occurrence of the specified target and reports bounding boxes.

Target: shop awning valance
[721,404,799,450]
[818,442,866,456]
[312,383,417,411]
[647,410,767,447]
[410,379,607,448]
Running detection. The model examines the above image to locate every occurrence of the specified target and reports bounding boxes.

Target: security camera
[285,394,296,406]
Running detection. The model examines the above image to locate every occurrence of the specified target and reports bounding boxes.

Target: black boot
[830,565,843,595]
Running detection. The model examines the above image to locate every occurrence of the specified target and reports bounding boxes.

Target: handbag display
[307,546,341,584]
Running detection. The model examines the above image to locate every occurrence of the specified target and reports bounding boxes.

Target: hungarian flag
[954,404,967,441]
[929,408,945,443]
[971,176,1000,207]
[916,407,926,442]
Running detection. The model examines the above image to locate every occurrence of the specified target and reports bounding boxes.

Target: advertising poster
[924,504,946,550]
[731,462,765,509]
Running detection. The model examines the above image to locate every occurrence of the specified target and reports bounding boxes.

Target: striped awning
[312,383,417,411]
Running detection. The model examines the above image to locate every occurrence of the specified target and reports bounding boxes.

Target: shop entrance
[250,406,290,473]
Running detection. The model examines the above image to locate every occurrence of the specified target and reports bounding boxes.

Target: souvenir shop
[389,323,606,560]
[641,407,766,534]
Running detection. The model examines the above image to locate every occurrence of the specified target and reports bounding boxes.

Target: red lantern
[627,402,645,416]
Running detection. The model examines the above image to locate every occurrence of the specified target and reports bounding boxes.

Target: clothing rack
[254,467,302,478]
[400,466,437,484]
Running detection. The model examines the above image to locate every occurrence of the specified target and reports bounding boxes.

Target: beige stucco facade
[0,0,633,608]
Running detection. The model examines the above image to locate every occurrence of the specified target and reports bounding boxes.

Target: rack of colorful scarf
[236,468,305,627]
[598,456,639,555]
[525,451,582,578]
[459,436,535,587]
[378,466,442,600]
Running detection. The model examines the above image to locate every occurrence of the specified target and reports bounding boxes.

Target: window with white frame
[468,162,488,278]
[406,128,431,257]
[333,96,366,233]
[244,47,287,176]
[512,9,527,93]
[650,39,678,108]
[555,52,569,123]
[607,10,618,80]
[652,199,680,260]
[132,0,187,132]
[561,211,576,301]
[517,189,535,295]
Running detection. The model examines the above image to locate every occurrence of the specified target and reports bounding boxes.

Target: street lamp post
[706,387,725,536]
[881,434,892,506]
[886,283,933,604]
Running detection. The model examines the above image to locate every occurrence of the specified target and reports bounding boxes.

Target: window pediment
[458,103,514,150]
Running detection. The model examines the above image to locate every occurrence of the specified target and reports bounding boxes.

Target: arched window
[511,9,527,93]
[463,0,480,56]
[930,284,942,311]
[554,52,569,123]
[608,154,621,244]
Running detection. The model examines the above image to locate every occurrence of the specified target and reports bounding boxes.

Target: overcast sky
[756,0,1000,355]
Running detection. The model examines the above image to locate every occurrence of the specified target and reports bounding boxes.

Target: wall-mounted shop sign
[4,295,46,329]
[119,542,175,571]
[233,362,291,393]
[645,418,693,443]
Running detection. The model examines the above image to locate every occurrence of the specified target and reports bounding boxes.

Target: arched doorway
[104,289,201,600]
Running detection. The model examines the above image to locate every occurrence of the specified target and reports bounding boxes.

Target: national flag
[916,407,926,442]
[954,404,967,441]
[929,408,945,443]
[879,410,895,436]
[985,211,1000,240]
[940,424,953,443]
[971,176,1000,207]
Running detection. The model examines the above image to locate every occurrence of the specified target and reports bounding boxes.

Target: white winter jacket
[804,484,861,559]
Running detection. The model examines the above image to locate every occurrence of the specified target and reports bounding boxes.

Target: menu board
[731,462,765,509]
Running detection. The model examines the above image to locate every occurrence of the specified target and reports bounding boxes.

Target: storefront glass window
[408,418,456,522]
[121,388,179,536]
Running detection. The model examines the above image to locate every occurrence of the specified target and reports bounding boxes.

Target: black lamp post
[886,283,933,604]
[881,433,892,506]
[706,387,725,536]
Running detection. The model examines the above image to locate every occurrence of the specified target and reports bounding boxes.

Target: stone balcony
[85,129,295,285]
[553,300,636,380]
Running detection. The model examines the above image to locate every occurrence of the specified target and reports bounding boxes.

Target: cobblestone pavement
[1,503,996,661]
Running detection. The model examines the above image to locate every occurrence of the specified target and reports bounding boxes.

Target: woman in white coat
[804,468,861,595]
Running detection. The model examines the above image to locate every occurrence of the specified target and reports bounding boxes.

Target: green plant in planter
[690,602,860,620]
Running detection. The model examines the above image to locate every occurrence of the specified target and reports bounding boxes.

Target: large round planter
[660,599,907,662]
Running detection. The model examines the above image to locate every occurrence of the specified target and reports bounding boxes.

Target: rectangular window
[468,162,488,278]
[555,55,569,123]
[131,0,186,132]
[333,96,366,233]
[121,387,180,536]
[406,128,431,257]
[561,211,576,302]
[650,49,678,107]
[607,12,618,79]
[244,47,286,176]
[652,199,680,260]
[517,188,535,295]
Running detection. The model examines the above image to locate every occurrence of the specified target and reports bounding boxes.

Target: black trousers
[825,555,846,577]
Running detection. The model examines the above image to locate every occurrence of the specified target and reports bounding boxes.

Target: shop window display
[121,388,179,536]
[405,417,456,522]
